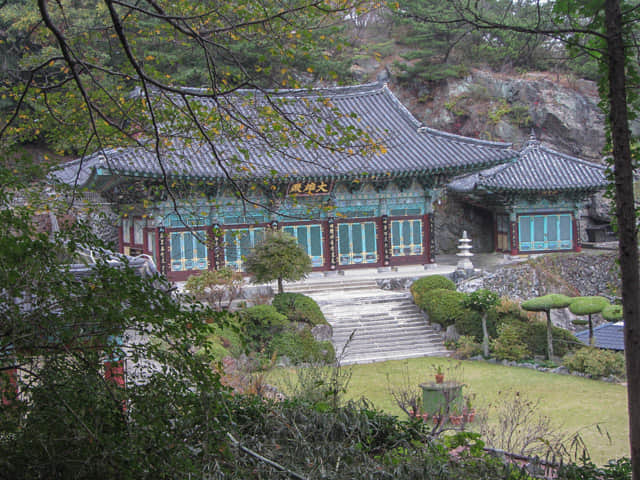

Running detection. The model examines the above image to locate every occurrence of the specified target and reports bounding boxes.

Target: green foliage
[491,323,530,361]
[563,347,626,379]
[270,328,335,364]
[569,296,610,316]
[558,457,631,480]
[524,321,579,358]
[272,292,327,326]
[244,231,312,293]
[522,294,573,312]
[453,335,483,359]
[602,304,623,322]
[419,289,469,327]
[410,274,456,306]
[463,289,500,313]
[238,304,288,350]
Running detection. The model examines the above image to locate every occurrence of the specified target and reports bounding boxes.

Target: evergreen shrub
[410,275,455,306]
[420,288,468,327]
[524,321,579,358]
[563,347,626,378]
[239,305,288,350]
[491,323,530,361]
[272,292,327,326]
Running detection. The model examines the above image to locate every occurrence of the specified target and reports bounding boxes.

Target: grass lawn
[271,357,628,465]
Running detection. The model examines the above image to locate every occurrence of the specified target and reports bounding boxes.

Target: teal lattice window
[518,214,572,252]
[170,231,208,271]
[224,227,265,271]
[283,224,324,267]
[391,219,423,256]
[337,221,377,265]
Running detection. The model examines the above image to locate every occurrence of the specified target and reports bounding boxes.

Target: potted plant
[449,414,463,426]
[463,397,476,423]
[433,365,445,384]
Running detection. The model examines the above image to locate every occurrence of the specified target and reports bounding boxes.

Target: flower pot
[449,415,463,426]
[421,413,430,422]
[463,409,476,423]
[435,373,444,384]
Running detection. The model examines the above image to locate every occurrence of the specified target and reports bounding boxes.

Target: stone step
[331,321,436,333]
[339,349,450,366]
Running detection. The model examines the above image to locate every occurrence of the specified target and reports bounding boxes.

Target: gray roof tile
[450,137,607,193]
[575,322,624,350]
[54,83,516,185]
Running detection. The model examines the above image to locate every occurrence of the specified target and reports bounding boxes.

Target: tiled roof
[54,83,516,185]
[449,136,608,194]
[575,322,624,350]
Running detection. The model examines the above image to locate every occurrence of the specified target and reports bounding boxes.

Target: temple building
[54,83,608,281]
[448,134,608,256]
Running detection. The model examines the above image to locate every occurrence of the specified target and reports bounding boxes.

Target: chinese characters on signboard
[288,181,332,196]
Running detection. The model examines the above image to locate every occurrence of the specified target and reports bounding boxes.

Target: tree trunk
[546,310,554,360]
[482,314,489,357]
[277,277,284,294]
[588,314,595,346]
[605,1,640,477]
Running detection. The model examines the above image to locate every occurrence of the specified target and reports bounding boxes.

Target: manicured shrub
[420,288,469,327]
[491,323,530,361]
[270,328,336,364]
[563,346,626,378]
[410,275,455,306]
[272,292,327,326]
[602,304,623,321]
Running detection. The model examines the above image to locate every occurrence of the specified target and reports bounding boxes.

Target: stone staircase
[286,280,448,365]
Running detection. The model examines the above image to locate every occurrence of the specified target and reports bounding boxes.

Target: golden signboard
[288,181,331,196]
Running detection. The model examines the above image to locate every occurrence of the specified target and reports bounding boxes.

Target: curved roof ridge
[537,144,607,170]
[418,125,513,149]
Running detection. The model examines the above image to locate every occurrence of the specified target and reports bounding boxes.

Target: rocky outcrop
[391,70,606,161]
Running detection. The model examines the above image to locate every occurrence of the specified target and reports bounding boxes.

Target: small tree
[569,296,611,345]
[185,267,243,311]
[462,289,499,358]
[521,294,572,360]
[244,231,312,294]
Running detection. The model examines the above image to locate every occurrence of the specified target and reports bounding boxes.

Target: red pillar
[104,360,125,388]
[1,368,18,405]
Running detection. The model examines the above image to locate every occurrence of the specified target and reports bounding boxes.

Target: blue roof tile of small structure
[449,134,608,194]
[575,322,625,350]
[54,83,516,186]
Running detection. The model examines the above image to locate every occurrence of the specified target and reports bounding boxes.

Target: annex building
[55,83,608,281]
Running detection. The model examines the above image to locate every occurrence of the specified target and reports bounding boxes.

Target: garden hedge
[410,275,455,306]
[419,288,468,327]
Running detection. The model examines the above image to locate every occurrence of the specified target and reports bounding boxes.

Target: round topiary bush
[602,304,623,322]
[272,292,327,326]
[569,296,610,316]
[410,275,455,306]
[420,288,468,327]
